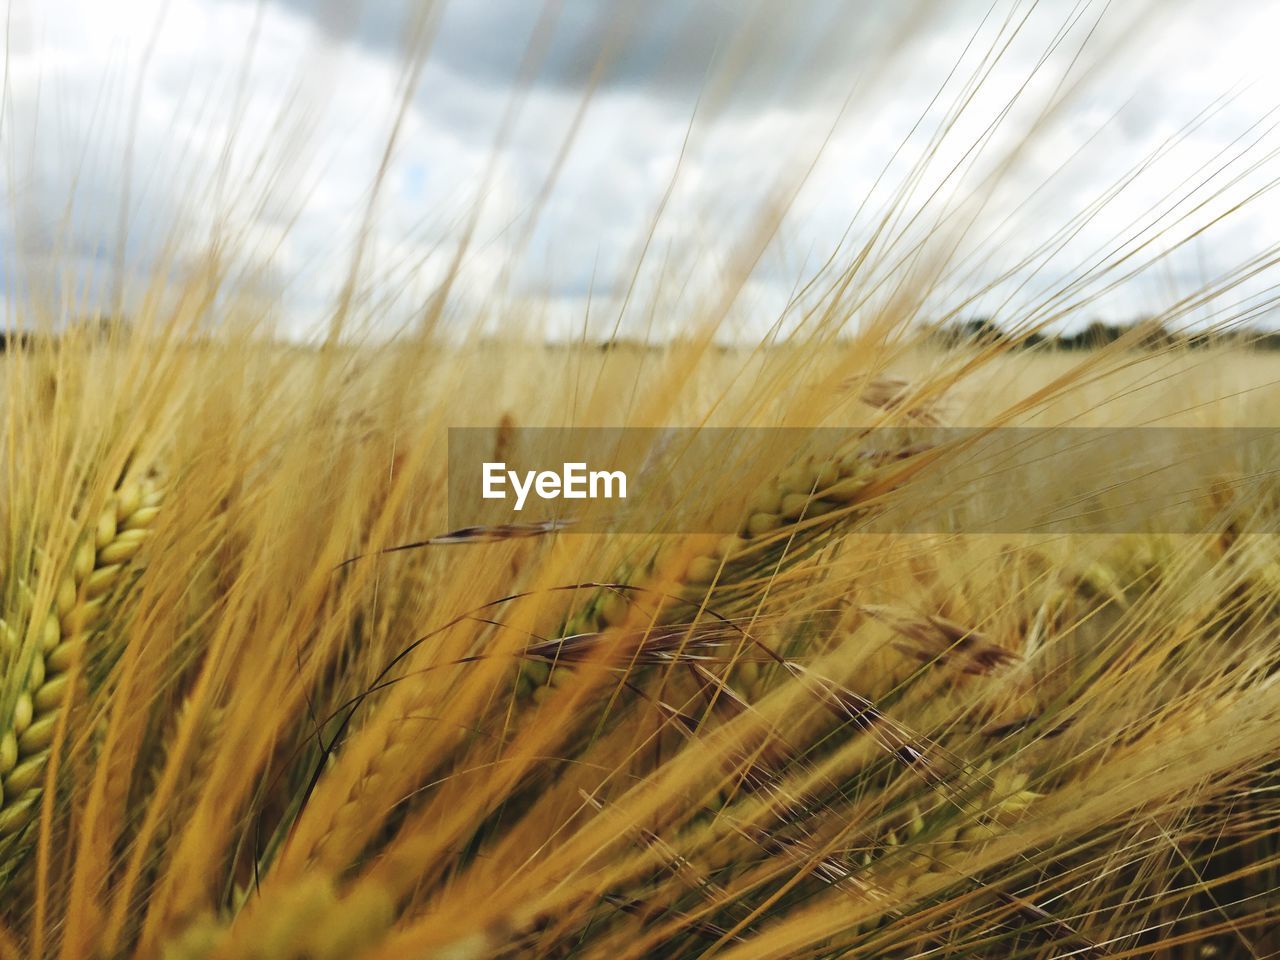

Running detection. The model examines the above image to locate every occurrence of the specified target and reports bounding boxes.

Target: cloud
[252,0,893,105]
[4,0,1280,339]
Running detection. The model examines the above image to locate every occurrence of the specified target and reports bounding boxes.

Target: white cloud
[3,0,1279,339]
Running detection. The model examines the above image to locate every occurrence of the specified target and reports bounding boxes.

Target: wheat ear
[0,478,161,841]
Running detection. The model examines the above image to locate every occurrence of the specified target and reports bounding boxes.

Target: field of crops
[1,332,1278,959]
[4,0,1280,956]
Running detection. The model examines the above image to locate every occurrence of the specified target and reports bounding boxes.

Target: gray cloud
[6,0,1280,339]
[234,0,911,108]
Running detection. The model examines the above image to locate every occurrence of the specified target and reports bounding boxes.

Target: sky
[2,0,1280,341]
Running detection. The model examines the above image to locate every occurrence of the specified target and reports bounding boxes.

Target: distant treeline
[7,320,1280,354]
[0,319,115,353]
[0,331,36,353]
[933,318,1280,351]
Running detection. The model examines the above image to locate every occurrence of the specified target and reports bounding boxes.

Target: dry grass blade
[860,605,1022,675]
[337,519,575,568]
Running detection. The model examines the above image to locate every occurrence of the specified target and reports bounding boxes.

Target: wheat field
[1,332,1278,959]
[3,1,1280,958]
